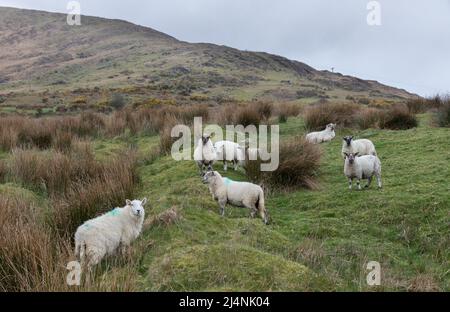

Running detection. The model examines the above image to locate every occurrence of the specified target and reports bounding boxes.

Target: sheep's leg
[260,209,269,225]
[233,160,238,171]
[223,160,227,171]
[357,179,362,190]
[366,177,372,188]
[218,199,227,217]
[348,178,353,190]
[250,207,257,218]
[376,174,382,189]
[197,162,204,176]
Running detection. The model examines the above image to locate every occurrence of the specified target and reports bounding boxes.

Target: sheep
[343,152,382,190]
[202,171,269,224]
[341,136,377,159]
[214,140,261,171]
[74,198,147,269]
[194,134,217,175]
[306,123,336,144]
[214,140,246,171]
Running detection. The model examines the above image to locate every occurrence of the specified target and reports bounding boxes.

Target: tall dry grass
[51,150,139,238]
[379,104,418,130]
[0,195,72,292]
[0,159,6,183]
[0,193,142,291]
[304,102,361,130]
[275,103,301,123]
[246,137,322,190]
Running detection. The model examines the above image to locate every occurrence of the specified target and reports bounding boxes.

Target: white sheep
[306,123,336,144]
[214,140,261,171]
[341,136,377,159]
[214,140,245,171]
[343,152,382,190]
[74,198,147,269]
[202,171,269,224]
[194,134,217,175]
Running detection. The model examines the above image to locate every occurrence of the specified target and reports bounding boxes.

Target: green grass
[1,114,448,291]
[125,113,449,291]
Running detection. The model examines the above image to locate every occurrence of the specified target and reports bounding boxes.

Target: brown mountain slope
[0,6,416,104]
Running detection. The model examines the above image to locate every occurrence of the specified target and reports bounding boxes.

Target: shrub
[215,103,236,127]
[379,105,418,130]
[434,97,450,127]
[246,137,322,190]
[109,93,126,110]
[304,102,360,130]
[235,104,262,128]
[159,115,181,155]
[176,104,209,125]
[137,108,165,136]
[355,108,382,130]
[76,112,105,137]
[17,120,53,149]
[275,103,301,123]
[257,102,273,121]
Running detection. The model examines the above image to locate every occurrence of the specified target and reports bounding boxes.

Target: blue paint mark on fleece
[223,177,234,186]
[107,208,121,217]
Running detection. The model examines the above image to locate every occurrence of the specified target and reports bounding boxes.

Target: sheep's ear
[141,198,148,206]
[344,153,349,157]
[126,199,132,206]
[211,171,215,176]
[354,152,359,156]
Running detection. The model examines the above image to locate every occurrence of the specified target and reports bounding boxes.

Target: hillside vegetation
[0,6,416,113]
[1,106,448,291]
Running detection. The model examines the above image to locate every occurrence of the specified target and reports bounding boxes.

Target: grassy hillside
[3,112,447,291]
[133,114,449,291]
[0,6,416,111]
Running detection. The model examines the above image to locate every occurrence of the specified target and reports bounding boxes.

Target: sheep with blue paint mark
[74,198,147,268]
[202,171,269,224]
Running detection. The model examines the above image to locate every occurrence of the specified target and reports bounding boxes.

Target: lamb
[74,198,147,269]
[194,134,217,175]
[341,136,377,159]
[306,123,336,144]
[343,152,382,190]
[202,171,269,224]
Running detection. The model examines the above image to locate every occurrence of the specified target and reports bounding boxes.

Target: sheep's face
[126,198,147,217]
[201,135,212,146]
[327,123,336,131]
[344,152,359,164]
[343,136,353,147]
[202,171,217,185]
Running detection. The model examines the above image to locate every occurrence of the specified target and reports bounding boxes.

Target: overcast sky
[1,0,449,96]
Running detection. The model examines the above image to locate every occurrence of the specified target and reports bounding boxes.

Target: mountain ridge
[0,6,417,105]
